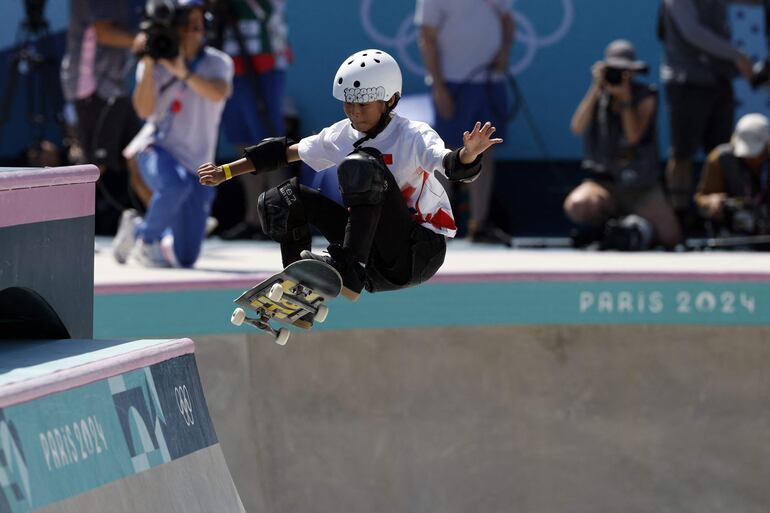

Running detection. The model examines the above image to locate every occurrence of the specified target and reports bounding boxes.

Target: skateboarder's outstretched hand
[460,121,504,162]
[197,162,226,186]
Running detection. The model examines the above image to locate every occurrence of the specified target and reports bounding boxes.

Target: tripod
[0,7,61,151]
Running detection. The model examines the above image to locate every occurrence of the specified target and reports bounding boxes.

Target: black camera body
[722,198,770,235]
[604,66,624,85]
[23,0,48,32]
[140,0,184,60]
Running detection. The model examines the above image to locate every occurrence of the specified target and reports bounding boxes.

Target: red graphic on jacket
[402,168,457,232]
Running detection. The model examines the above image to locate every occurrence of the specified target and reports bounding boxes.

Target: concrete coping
[0,164,100,191]
[0,338,194,408]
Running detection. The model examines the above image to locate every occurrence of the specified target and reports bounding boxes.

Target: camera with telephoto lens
[604,66,624,85]
[23,0,48,32]
[140,0,184,60]
[721,198,770,235]
[601,215,654,251]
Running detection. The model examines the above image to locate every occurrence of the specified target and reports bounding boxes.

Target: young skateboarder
[198,49,502,300]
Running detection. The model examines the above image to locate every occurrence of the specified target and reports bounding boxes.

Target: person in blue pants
[112,0,233,267]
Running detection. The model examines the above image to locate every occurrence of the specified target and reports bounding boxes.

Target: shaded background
[1,0,768,235]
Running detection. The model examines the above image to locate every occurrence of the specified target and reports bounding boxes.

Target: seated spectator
[694,113,770,236]
[564,40,681,250]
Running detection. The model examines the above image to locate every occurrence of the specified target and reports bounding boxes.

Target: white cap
[332,49,402,103]
[732,113,770,158]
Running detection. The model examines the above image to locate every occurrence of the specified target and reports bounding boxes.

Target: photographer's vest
[659,0,736,86]
[715,144,770,204]
[584,83,660,190]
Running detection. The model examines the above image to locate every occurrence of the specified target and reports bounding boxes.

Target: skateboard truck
[229,260,341,345]
[231,307,291,345]
[231,283,330,346]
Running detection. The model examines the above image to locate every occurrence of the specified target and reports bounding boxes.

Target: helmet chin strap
[353,95,401,148]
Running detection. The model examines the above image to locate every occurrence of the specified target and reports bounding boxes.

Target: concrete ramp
[0,338,244,513]
[89,210,770,512]
[195,325,770,513]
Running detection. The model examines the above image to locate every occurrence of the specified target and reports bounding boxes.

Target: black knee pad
[337,147,389,207]
[257,177,310,243]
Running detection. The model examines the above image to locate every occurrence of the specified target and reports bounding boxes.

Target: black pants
[75,94,142,234]
[665,81,734,160]
[281,171,446,291]
[74,94,141,169]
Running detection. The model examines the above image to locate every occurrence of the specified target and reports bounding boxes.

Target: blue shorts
[222,70,286,145]
[432,81,509,149]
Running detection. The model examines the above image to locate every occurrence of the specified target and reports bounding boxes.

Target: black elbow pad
[243,136,293,175]
[443,149,482,183]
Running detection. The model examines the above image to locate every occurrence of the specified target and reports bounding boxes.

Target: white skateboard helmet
[332,49,402,104]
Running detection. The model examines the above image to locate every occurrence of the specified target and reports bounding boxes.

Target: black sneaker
[300,244,366,301]
[470,226,513,247]
[219,221,265,241]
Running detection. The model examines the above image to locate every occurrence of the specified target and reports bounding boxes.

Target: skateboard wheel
[314,304,329,323]
[268,283,284,302]
[275,328,290,346]
[231,308,246,326]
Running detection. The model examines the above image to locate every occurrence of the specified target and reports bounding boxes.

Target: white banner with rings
[359,0,575,77]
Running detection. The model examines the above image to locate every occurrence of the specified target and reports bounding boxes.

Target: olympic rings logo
[174,385,195,427]
[360,0,574,76]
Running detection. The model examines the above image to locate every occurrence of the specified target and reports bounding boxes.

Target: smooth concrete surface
[36,445,245,513]
[196,325,770,513]
[93,236,770,292]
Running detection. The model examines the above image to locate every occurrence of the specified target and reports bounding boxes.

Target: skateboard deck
[230,259,342,345]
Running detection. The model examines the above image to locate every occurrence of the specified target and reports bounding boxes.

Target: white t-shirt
[131,47,234,172]
[298,113,458,237]
[414,0,513,83]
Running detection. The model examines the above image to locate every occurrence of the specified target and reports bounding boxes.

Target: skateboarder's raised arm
[197,137,301,186]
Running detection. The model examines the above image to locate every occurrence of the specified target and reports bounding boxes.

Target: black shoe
[300,244,366,301]
[569,225,603,249]
[470,227,512,247]
[219,222,264,241]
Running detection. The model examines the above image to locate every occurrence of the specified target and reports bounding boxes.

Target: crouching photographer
[694,113,770,238]
[112,0,233,267]
[564,39,681,250]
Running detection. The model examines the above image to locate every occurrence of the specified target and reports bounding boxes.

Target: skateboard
[230,259,342,345]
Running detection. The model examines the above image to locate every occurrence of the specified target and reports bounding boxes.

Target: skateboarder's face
[343,100,388,133]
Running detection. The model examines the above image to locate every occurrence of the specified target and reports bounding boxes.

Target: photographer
[112,0,233,267]
[61,0,148,233]
[658,0,756,225]
[694,113,770,236]
[565,40,681,250]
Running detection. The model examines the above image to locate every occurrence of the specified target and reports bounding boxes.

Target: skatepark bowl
[4,165,770,512]
[91,242,770,513]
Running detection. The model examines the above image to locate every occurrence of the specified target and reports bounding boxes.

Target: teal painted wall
[94,280,770,339]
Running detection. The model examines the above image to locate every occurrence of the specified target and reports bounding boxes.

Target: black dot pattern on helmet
[347,60,353,65]
[360,62,366,67]
[353,80,360,87]
[375,51,382,54]
[374,59,380,63]
[337,77,343,84]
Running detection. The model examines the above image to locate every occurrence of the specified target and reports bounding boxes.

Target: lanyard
[155,48,206,140]
[167,48,206,114]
